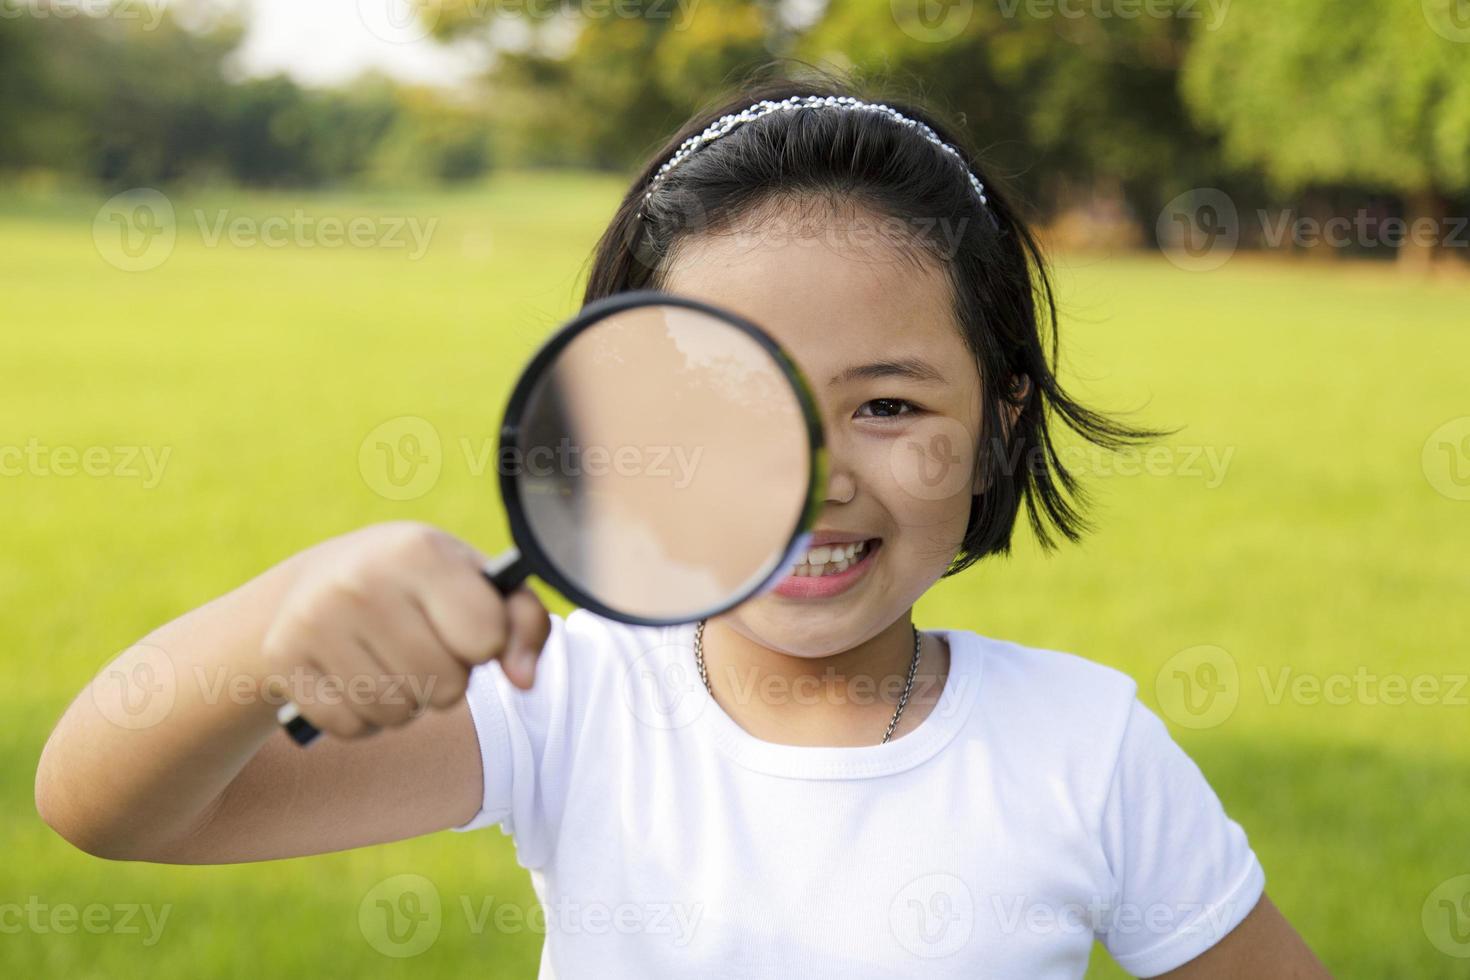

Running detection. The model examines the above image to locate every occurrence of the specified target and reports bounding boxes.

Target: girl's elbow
[35,745,139,861]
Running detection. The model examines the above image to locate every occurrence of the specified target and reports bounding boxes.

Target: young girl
[36,74,1331,978]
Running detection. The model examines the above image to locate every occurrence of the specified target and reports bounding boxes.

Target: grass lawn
[1,171,1465,977]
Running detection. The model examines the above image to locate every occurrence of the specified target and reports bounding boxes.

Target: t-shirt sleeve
[450,610,577,871]
[1094,697,1267,977]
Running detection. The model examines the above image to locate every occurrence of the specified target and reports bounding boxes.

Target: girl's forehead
[660,230,966,372]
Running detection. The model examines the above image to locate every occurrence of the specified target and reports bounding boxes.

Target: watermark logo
[360,874,442,957]
[0,439,172,488]
[625,183,709,275]
[1424,0,1470,43]
[891,0,974,42]
[360,416,444,501]
[0,898,171,945]
[357,416,706,501]
[91,643,177,731]
[94,189,439,271]
[1257,666,1467,708]
[990,892,1245,940]
[94,188,176,272]
[622,642,708,731]
[1155,644,1238,729]
[358,876,701,952]
[1157,188,1239,272]
[1423,874,1470,958]
[356,0,438,44]
[0,0,168,31]
[1423,416,1470,501]
[890,872,974,958]
[993,0,1231,31]
[890,416,976,502]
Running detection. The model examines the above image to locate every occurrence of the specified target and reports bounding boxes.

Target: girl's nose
[824,456,857,504]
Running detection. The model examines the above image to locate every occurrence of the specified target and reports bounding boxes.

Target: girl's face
[658,204,988,658]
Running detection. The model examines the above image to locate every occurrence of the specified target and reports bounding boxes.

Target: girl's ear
[972,376,1031,496]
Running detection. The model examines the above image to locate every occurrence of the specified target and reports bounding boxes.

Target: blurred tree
[430,0,776,168]
[800,0,1227,233]
[0,8,494,189]
[433,0,1231,238]
[365,82,498,185]
[1183,0,1470,265]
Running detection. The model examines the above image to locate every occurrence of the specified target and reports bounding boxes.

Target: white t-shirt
[453,609,1265,978]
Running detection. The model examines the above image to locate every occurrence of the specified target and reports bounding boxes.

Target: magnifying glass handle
[277,547,531,747]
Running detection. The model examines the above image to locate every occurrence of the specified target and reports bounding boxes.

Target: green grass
[2,172,1466,977]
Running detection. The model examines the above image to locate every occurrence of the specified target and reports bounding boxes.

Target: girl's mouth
[773,538,882,600]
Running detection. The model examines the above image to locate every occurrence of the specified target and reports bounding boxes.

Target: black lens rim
[496,289,827,626]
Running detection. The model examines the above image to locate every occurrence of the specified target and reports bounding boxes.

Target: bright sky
[227,0,489,87]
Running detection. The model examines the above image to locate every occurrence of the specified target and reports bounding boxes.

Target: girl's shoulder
[946,626,1147,781]
[957,626,1141,713]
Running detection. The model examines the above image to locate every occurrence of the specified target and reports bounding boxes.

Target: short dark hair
[582,64,1174,575]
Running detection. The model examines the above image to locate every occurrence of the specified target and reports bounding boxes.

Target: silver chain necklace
[693,619,923,745]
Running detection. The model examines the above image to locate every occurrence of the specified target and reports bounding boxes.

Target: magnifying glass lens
[512,302,813,621]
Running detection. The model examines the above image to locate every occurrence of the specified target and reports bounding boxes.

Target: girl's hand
[261,521,549,739]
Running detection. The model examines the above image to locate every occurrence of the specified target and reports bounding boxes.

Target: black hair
[582,64,1175,575]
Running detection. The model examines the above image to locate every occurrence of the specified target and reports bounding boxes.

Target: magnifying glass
[278,289,827,745]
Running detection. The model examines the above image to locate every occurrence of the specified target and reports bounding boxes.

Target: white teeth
[793,539,873,577]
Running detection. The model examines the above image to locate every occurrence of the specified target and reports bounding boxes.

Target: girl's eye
[855,398,921,420]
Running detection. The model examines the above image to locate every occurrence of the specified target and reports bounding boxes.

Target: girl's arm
[34,522,550,864]
[1158,892,1332,979]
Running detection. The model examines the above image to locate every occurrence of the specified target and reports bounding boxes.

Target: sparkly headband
[636,94,996,227]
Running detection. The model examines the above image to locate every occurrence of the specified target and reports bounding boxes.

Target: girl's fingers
[409,543,510,668]
[501,586,552,690]
[289,658,378,740]
[355,589,470,713]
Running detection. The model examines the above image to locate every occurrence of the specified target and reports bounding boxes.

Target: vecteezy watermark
[890,0,975,43]
[1423,0,1470,44]
[356,0,700,45]
[1155,645,1469,729]
[93,188,176,272]
[90,641,441,731]
[360,875,441,958]
[888,422,1237,503]
[1257,666,1468,708]
[993,0,1231,31]
[1423,416,1470,502]
[358,415,705,502]
[360,416,444,502]
[989,893,1247,941]
[621,641,710,731]
[0,439,171,488]
[1157,189,1240,272]
[619,633,967,732]
[706,661,963,713]
[890,873,975,958]
[1158,188,1470,271]
[92,643,178,731]
[193,208,437,258]
[1423,874,1470,958]
[1155,645,1240,729]
[358,874,703,957]
[1256,209,1470,252]
[717,209,976,263]
[93,189,439,271]
[0,898,171,945]
[0,0,167,31]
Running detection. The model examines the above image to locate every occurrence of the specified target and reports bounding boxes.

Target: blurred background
[2,1,1467,977]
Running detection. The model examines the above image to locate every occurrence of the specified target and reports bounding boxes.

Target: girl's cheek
[864,425,977,551]
[881,415,982,518]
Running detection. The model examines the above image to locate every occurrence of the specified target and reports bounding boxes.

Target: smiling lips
[774,538,882,599]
